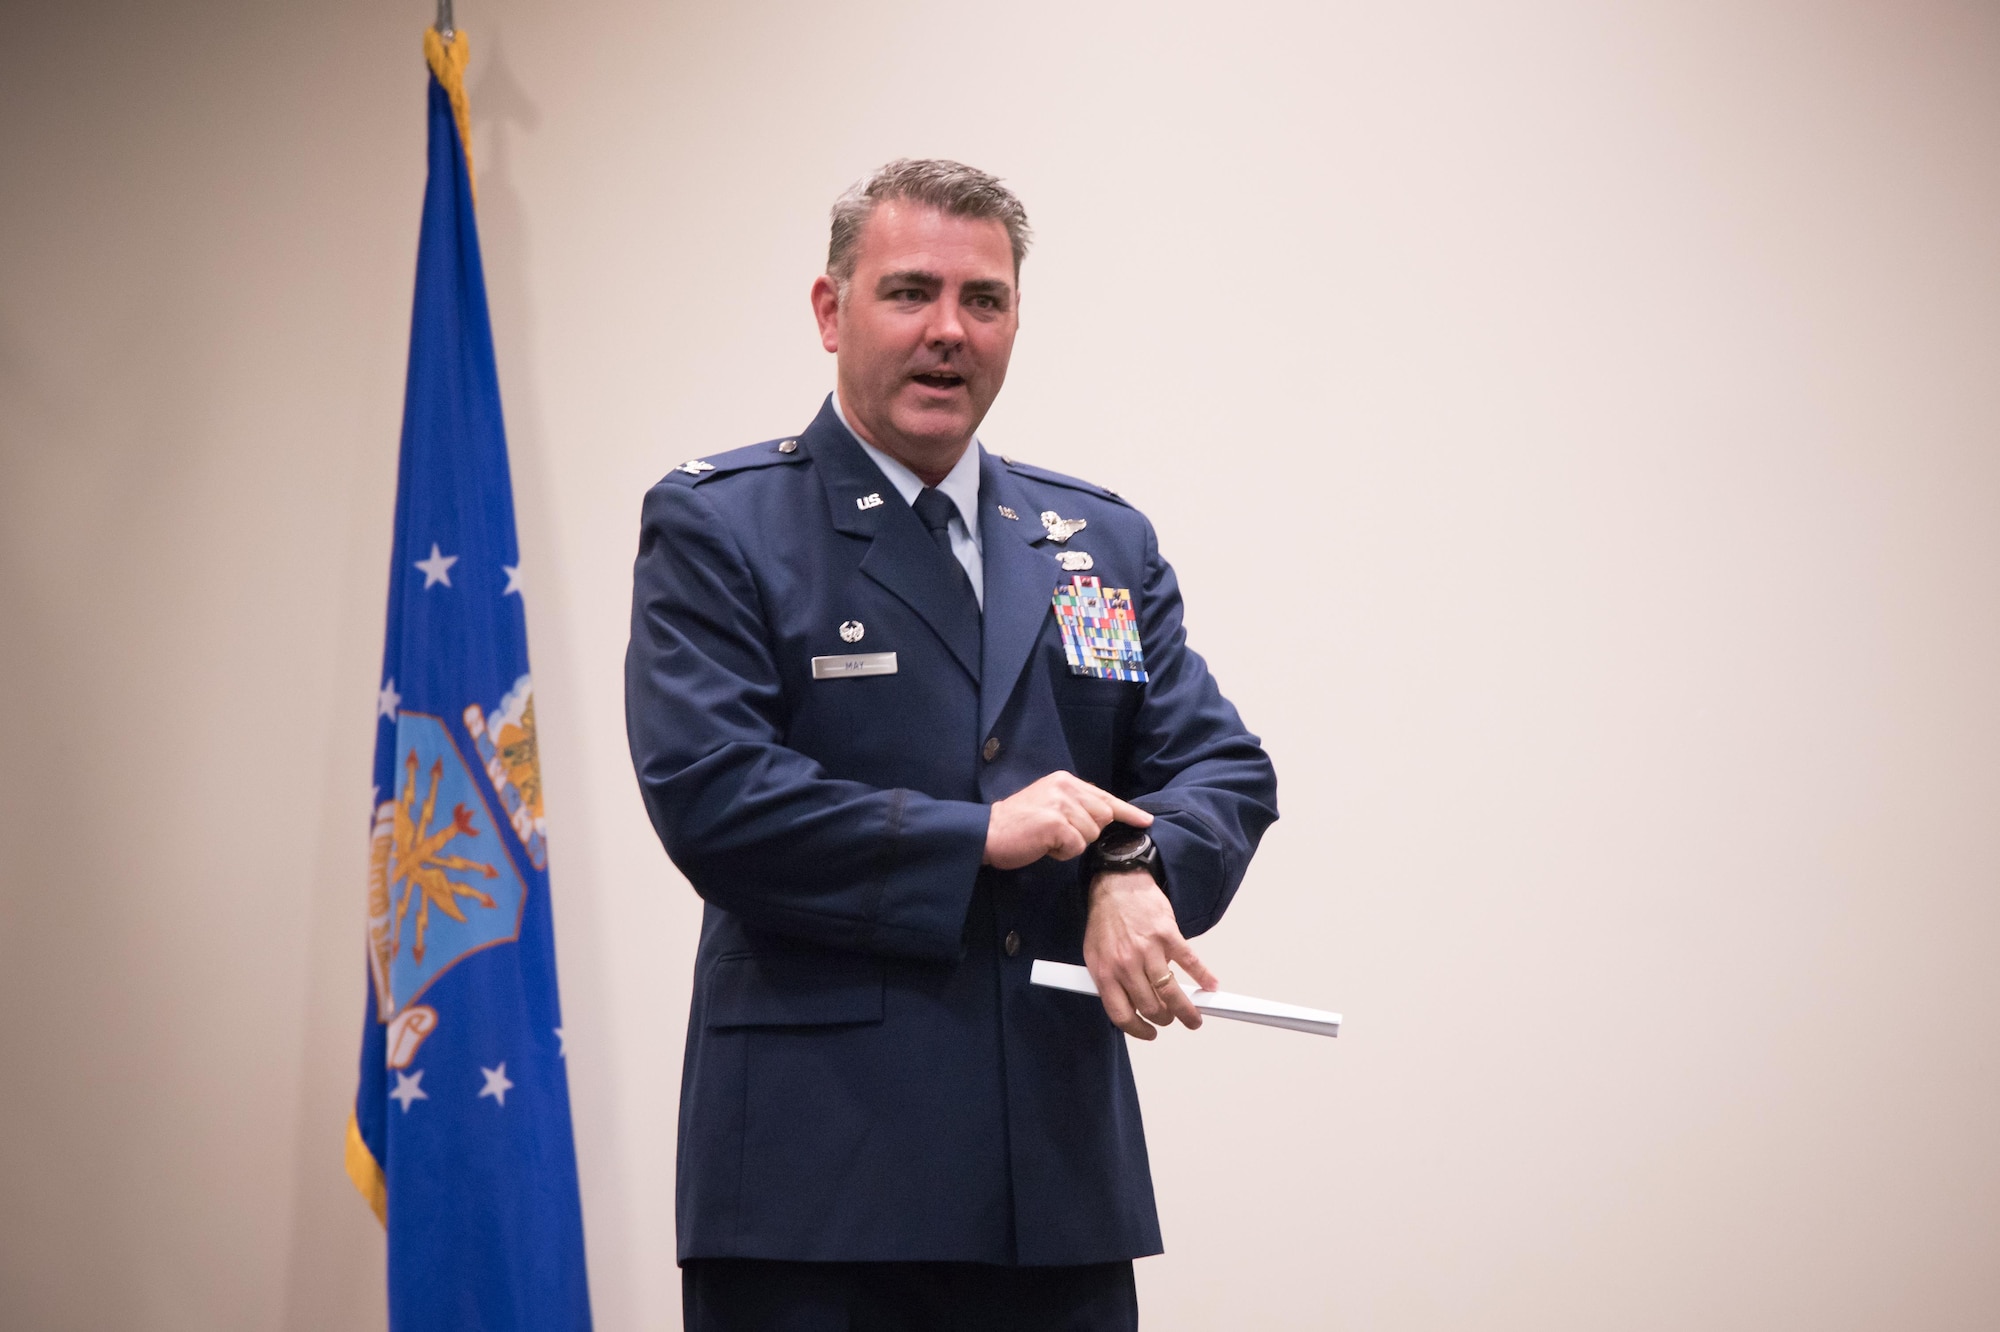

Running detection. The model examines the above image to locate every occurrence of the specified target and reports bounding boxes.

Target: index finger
[1107,795,1153,828]
[1170,939,1220,994]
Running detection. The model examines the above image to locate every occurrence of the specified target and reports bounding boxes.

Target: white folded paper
[1029,960,1341,1038]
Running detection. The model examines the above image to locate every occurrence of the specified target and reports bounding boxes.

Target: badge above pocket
[1051,575,1148,682]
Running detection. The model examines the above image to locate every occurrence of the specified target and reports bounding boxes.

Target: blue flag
[347,29,592,1331]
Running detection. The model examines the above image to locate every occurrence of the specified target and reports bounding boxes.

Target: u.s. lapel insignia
[1050,575,1147,682]
[1040,510,1087,543]
[856,492,884,510]
[677,459,715,476]
[997,504,1020,521]
[1057,550,1094,571]
[839,620,864,643]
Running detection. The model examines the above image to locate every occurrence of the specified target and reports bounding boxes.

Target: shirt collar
[830,392,983,543]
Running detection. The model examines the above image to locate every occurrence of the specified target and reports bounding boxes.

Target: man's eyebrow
[875,269,942,291]
[959,278,1014,299]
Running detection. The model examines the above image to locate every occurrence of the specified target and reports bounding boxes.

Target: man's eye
[891,289,926,303]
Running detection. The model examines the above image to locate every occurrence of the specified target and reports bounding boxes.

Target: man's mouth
[911,370,965,391]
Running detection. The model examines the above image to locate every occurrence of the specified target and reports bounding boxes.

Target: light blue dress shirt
[831,392,985,608]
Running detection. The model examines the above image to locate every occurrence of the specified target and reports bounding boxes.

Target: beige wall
[5,1,1999,1328]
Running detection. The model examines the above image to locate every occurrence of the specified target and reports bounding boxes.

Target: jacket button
[1004,930,1021,957]
[982,736,1001,762]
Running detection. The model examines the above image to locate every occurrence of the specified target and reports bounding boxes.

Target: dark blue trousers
[682,1259,1139,1331]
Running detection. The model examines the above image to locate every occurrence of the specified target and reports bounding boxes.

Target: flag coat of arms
[347,28,591,1331]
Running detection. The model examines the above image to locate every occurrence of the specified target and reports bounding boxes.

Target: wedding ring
[1151,971,1176,989]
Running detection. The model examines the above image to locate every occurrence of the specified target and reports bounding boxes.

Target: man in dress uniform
[626,159,1279,1330]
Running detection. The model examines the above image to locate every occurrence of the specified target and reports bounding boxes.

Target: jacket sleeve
[624,480,991,960]
[1122,520,1280,937]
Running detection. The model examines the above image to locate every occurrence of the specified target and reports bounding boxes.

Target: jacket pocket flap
[706,951,886,1029]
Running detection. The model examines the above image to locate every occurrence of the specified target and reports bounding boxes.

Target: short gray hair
[827,158,1033,287]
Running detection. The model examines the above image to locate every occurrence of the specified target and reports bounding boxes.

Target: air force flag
[346,28,592,1331]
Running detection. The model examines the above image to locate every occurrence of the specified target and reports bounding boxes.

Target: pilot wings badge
[1040,510,1088,544]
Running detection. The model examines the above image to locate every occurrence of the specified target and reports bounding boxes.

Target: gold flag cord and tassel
[423,25,476,203]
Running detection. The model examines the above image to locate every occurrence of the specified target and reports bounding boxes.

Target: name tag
[811,652,898,680]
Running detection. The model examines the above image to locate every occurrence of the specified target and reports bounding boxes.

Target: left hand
[1083,870,1220,1040]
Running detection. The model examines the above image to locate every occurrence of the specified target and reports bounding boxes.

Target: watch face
[1101,828,1149,859]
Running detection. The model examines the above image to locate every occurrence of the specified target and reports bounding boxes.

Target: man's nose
[925,294,965,348]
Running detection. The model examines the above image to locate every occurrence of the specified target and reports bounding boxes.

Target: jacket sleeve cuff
[1133,803,1232,938]
[862,794,993,960]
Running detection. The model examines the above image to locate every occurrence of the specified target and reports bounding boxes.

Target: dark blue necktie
[913,487,978,608]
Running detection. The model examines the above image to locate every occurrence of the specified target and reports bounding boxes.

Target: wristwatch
[1084,825,1163,886]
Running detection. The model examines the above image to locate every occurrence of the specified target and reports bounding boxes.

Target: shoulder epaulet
[661,436,807,486]
[997,455,1130,506]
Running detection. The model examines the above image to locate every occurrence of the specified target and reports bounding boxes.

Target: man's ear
[810,274,841,353]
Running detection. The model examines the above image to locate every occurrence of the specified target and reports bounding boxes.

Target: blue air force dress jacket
[625,398,1278,1266]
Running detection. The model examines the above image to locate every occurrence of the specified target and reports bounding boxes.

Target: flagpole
[435,0,455,42]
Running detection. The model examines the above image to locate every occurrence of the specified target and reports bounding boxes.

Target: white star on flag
[478,1062,514,1107]
[415,543,459,588]
[377,679,401,722]
[554,1026,567,1058]
[503,563,524,596]
[390,1069,428,1113]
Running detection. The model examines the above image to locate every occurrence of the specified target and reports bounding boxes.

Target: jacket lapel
[977,450,1057,741]
[806,401,981,684]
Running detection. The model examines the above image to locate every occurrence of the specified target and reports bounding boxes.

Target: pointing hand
[982,771,1152,870]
